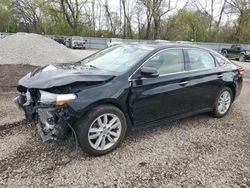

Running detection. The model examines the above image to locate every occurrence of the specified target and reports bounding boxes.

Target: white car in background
[107,38,124,47]
[176,41,193,44]
[70,36,87,49]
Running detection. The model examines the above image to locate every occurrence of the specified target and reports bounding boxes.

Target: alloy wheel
[217,90,231,115]
[88,113,122,151]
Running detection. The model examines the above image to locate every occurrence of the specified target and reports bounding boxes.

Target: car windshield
[80,45,152,74]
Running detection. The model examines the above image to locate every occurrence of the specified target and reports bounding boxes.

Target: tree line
[0,0,250,43]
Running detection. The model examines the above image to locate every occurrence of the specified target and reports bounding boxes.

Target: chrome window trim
[128,47,224,82]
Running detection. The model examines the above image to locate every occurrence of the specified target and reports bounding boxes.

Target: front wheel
[76,105,127,156]
[239,54,246,62]
[222,51,228,58]
[212,87,233,118]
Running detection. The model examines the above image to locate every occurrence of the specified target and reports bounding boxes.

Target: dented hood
[19,63,115,89]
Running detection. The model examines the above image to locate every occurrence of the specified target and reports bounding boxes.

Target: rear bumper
[245,54,250,60]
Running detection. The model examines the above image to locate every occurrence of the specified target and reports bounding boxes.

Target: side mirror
[140,67,159,78]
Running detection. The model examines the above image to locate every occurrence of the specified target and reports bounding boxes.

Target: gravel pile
[0,33,82,66]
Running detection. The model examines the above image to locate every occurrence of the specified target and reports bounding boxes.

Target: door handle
[217,74,223,78]
[179,81,188,86]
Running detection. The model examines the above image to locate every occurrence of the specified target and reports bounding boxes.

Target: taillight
[239,67,245,77]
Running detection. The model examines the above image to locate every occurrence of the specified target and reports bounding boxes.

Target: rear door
[183,48,223,110]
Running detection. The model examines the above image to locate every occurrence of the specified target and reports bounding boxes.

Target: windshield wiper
[88,65,97,68]
[83,64,98,69]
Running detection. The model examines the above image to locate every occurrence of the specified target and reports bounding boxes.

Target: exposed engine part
[37,108,70,142]
[37,108,57,133]
[23,90,32,106]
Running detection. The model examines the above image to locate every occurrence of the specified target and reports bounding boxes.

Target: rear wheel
[212,87,233,118]
[76,105,127,156]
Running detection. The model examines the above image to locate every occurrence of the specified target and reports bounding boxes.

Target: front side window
[186,49,215,70]
[143,49,184,75]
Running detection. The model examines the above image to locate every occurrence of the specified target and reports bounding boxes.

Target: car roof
[121,42,208,51]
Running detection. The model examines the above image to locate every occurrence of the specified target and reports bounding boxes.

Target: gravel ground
[0,54,249,187]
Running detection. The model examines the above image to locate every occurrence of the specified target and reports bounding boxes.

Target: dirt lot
[0,50,249,187]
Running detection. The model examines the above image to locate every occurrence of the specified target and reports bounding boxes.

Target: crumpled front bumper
[14,94,76,142]
[14,94,35,120]
[36,108,70,142]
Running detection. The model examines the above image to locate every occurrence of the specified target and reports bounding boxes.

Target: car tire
[76,105,127,156]
[222,51,228,57]
[212,87,233,118]
[239,54,246,62]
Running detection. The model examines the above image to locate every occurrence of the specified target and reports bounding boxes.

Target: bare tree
[121,0,134,38]
[190,0,228,40]
[91,0,96,36]
[225,0,250,39]
[140,0,176,39]
[140,0,153,39]
[103,0,114,34]
[49,0,86,35]
[134,1,145,39]
[11,0,44,33]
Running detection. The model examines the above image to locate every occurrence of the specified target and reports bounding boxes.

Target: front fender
[67,79,131,117]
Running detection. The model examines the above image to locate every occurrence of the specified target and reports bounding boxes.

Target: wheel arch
[78,99,133,129]
[225,83,236,101]
[222,49,227,54]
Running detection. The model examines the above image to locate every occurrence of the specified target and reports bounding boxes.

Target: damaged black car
[15,44,243,156]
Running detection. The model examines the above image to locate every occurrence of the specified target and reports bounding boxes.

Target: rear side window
[186,49,215,70]
[143,49,184,75]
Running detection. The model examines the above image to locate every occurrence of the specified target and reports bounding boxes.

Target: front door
[129,48,192,126]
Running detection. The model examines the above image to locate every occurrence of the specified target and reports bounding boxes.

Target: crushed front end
[14,87,78,142]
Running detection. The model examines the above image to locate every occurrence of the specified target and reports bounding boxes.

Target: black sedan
[15,44,244,156]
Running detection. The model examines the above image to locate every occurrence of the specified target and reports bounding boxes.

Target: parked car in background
[15,44,243,156]
[65,37,72,48]
[176,41,193,44]
[0,32,13,39]
[107,38,124,47]
[221,44,250,62]
[154,40,171,43]
[70,36,86,49]
[53,36,66,45]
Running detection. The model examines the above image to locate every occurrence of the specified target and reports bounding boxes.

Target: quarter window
[213,54,228,66]
[143,49,184,75]
[186,49,215,70]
